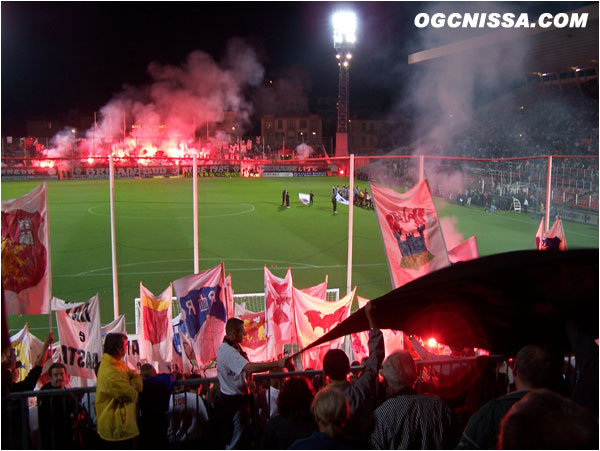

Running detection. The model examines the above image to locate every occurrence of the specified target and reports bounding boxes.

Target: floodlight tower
[333,11,356,157]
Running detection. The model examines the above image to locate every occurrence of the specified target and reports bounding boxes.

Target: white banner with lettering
[52,294,102,380]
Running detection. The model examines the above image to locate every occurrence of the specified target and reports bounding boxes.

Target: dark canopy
[303,249,598,356]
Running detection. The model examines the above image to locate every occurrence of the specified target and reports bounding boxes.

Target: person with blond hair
[289,387,364,449]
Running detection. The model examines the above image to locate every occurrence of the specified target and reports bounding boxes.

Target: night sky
[1,1,594,136]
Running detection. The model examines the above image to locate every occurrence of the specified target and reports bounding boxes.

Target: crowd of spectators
[2,305,598,450]
[356,85,598,213]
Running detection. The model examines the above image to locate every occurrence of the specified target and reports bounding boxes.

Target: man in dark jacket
[457,344,561,449]
[38,362,80,449]
[322,302,384,442]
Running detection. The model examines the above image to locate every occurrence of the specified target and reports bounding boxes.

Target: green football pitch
[3,177,598,337]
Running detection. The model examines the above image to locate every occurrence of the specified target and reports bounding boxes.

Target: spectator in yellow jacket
[96,333,142,447]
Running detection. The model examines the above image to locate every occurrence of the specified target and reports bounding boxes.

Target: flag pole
[109,155,119,319]
[193,155,199,274]
[419,155,424,182]
[545,156,552,233]
[45,182,53,332]
[346,154,355,296]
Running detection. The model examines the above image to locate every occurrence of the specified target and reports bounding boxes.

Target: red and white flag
[264,267,293,359]
[371,180,450,288]
[1,184,51,315]
[173,263,227,368]
[172,314,196,374]
[124,334,145,372]
[225,274,235,319]
[350,297,371,363]
[302,345,334,371]
[52,294,102,380]
[293,288,354,370]
[139,283,173,365]
[448,236,479,264]
[352,296,405,363]
[293,287,354,347]
[300,276,328,300]
[101,315,127,338]
[535,217,545,250]
[536,217,567,251]
[235,302,267,362]
[545,217,567,251]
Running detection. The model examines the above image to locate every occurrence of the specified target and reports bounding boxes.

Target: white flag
[299,193,311,205]
[52,294,102,380]
[336,192,349,205]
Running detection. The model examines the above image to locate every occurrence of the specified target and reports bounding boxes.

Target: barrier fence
[3,355,513,449]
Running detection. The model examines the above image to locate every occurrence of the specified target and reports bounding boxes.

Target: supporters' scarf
[223,336,249,361]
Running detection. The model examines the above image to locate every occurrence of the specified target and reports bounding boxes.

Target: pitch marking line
[87,203,256,219]
[54,258,386,277]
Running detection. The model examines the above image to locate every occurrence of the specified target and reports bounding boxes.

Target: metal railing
[3,355,508,449]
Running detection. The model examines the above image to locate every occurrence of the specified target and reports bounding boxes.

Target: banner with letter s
[52,294,102,380]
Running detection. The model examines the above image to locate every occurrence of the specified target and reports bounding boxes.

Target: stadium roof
[408,5,599,74]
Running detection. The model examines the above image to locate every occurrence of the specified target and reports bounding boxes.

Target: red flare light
[38,160,55,168]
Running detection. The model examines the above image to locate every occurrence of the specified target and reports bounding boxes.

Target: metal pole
[193,155,199,274]
[109,156,119,319]
[419,155,424,182]
[545,156,552,233]
[346,154,355,295]
[93,112,97,155]
[45,182,53,332]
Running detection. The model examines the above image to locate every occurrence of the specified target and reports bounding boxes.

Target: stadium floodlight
[332,10,356,159]
[333,11,357,46]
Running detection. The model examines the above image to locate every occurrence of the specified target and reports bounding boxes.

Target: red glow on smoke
[38,160,55,168]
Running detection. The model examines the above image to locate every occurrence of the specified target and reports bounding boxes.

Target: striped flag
[173,263,227,368]
[140,283,173,365]
[371,180,450,288]
[1,184,51,315]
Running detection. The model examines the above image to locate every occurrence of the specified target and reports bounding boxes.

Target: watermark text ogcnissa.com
[414,12,588,29]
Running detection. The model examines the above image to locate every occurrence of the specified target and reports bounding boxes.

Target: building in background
[261,114,323,151]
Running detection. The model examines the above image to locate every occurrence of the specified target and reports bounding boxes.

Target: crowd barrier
[3,356,510,449]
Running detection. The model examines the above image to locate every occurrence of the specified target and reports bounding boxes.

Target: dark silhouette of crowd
[3,303,598,450]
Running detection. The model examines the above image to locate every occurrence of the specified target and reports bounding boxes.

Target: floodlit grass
[3,177,598,336]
